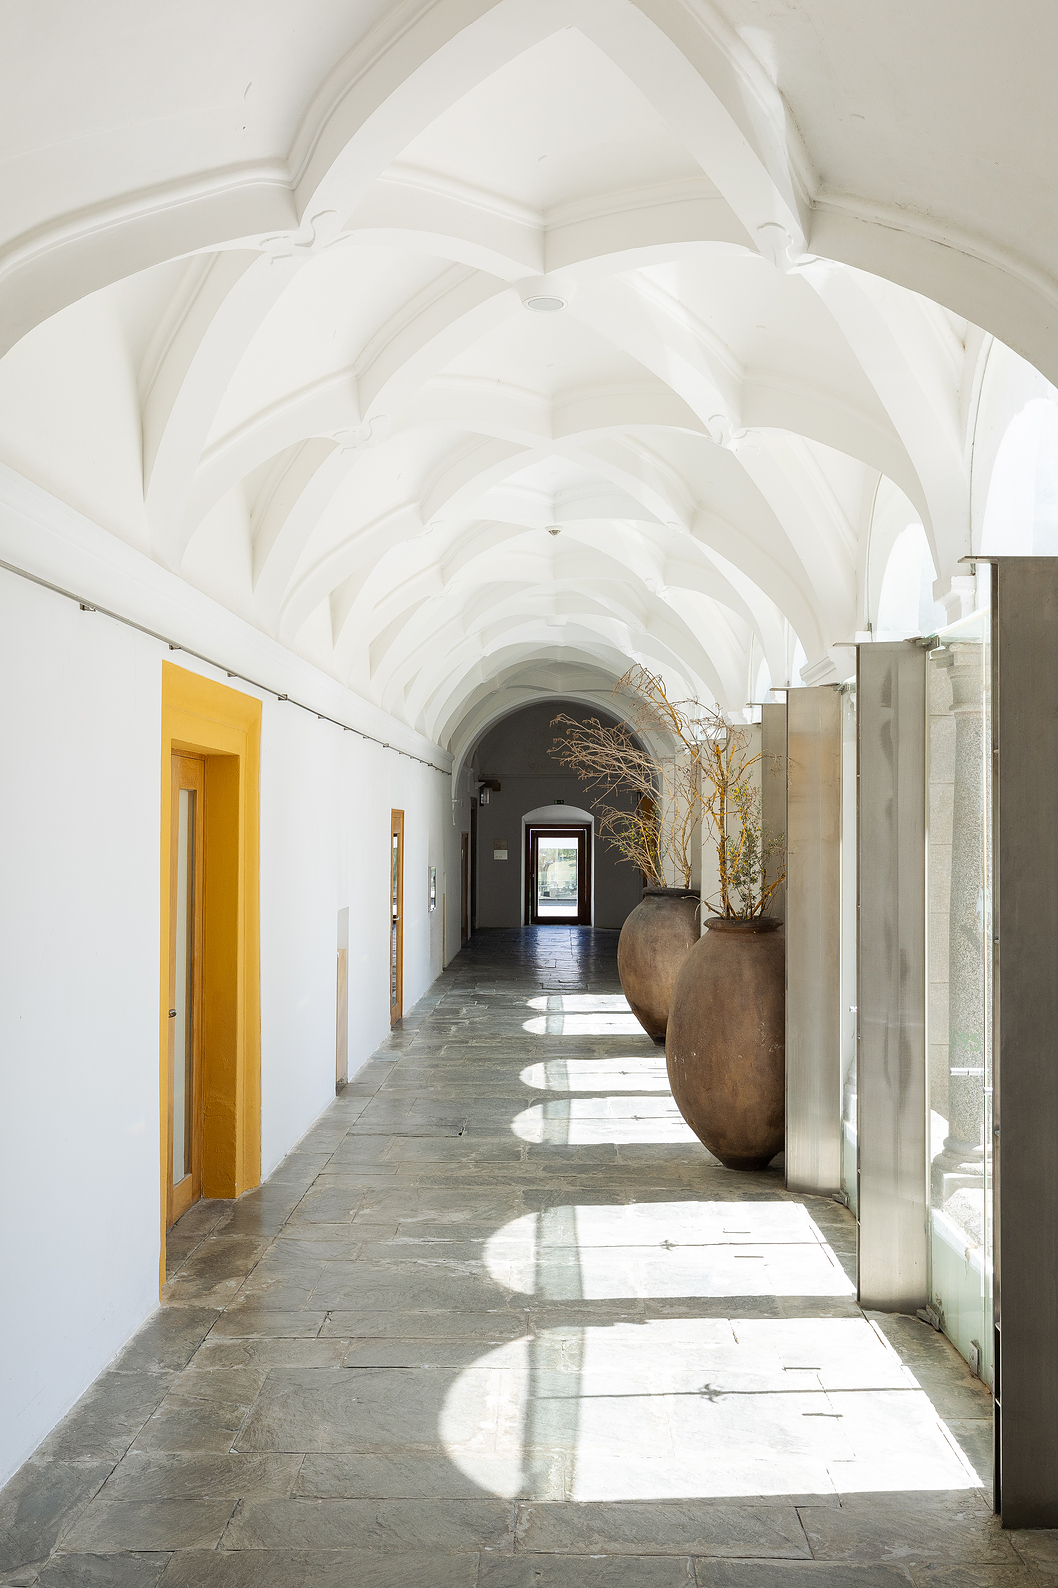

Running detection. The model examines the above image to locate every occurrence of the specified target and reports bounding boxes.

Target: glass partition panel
[926,609,993,1384]
[840,685,858,1213]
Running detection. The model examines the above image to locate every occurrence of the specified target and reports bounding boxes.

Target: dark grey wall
[471,700,643,929]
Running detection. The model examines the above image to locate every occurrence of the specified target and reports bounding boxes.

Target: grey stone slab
[168,1202,232,1239]
[113,1309,220,1374]
[357,1189,528,1222]
[234,1364,503,1454]
[909,1568,1039,1586]
[515,1503,811,1558]
[236,1253,328,1293]
[101,1452,301,1501]
[351,1115,468,1138]
[799,1500,1016,1563]
[130,1373,260,1455]
[213,1199,304,1237]
[312,1172,401,1187]
[297,1452,551,1499]
[277,1219,386,1241]
[1009,1529,1058,1574]
[155,1550,479,1588]
[694,1569,916,1586]
[36,1552,171,1587]
[39,1374,177,1462]
[326,1137,397,1162]
[942,1419,994,1485]
[902,1370,994,1419]
[308,1267,518,1312]
[164,1238,200,1281]
[161,1237,271,1307]
[60,1498,236,1551]
[190,1337,349,1371]
[209,1305,326,1336]
[266,1155,334,1185]
[482,1559,696,1586]
[222,1496,515,1550]
[284,1187,367,1225]
[340,1339,501,1367]
[0,1457,113,1574]
[320,1309,527,1340]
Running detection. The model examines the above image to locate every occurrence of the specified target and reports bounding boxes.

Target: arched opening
[980,396,1058,555]
[876,522,946,638]
[469,699,647,931]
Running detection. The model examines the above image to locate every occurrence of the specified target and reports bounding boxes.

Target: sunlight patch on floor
[438,1316,979,1501]
[520,1056,671,1092]
[511,1097,698,1144]
[526,995,632,1011]
[523,993,645,1037]
[483,1202,856,1298]
[523,1013,646,1036]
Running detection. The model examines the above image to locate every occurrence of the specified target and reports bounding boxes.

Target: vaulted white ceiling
[1,1,1053,751]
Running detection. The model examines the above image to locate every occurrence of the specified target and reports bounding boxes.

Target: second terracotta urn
[617,887,701,1044]
[665,916,785,1169]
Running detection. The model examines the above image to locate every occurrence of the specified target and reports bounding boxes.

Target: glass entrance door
[168,754,205,1228]
[526,826,590,924]
[391,810,404,1025]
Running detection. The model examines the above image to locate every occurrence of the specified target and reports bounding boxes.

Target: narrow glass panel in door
[391,810,404,1025]
[168,754,205,1228]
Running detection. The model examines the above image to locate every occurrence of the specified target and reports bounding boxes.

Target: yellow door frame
[159,662,262,1291]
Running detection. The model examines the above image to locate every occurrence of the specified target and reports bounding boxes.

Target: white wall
[0,469,453,1485]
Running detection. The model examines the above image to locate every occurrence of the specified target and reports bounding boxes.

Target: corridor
[2,928,1018,1584]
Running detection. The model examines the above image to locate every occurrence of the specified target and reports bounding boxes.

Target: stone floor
[4,925,1048,1585]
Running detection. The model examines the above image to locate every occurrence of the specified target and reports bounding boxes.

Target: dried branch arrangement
[547,710,697,887]
[550,664,785,917]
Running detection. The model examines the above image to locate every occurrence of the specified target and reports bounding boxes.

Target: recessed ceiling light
[524,295,566,313]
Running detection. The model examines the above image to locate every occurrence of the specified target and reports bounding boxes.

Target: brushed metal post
[785,687,842,1194]
[761,703,787,924]
[857,641,927,1313]
[992,558,1058,1528]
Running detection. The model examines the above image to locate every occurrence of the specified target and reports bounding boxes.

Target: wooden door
[390,810,404,1024]
[168,754,205,1228]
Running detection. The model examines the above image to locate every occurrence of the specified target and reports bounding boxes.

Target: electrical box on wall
[493,843,508,861]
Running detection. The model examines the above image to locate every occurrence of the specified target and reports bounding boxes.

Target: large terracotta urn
[617,887,701,1044]
[665,916,785,1169]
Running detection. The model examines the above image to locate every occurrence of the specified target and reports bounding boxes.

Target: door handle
[168,1009,177,1018]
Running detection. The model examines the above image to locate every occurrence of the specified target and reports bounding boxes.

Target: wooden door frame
[390,809,404,1025]
[160,663,261,1293]
[525,824,592,925]
[168,754,205,1228]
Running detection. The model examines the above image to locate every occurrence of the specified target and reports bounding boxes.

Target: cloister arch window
[754,657,772,704]
[980,397,1058,555]
[876,523,945,639]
